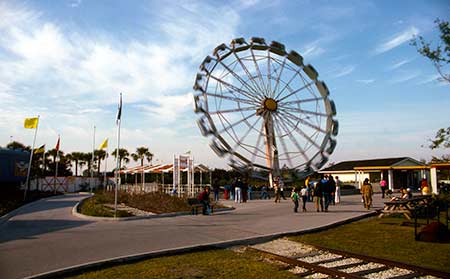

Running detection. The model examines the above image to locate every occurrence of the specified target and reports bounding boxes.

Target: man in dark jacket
[322,175,332,212]
[198,186,211,215]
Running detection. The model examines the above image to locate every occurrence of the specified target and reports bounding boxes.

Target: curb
[27,211,377,279]
[72,196,235,221]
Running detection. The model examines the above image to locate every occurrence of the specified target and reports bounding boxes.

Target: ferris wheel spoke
[208,74,259,102]
[272,114,294,168]
[205,92,257,106]
[231,52,266,100]
[218,112,256,134]
[209,106,258,115]
[278,110,327,134]
[273,113,310,163]
[278,106,329,117]
[217,59,262,100]
[279,96,324,106]
[231,116,262,153]
[250,48,268,98]
[267,50,272,96]
[276,112,321,150]
[276,81,315,103]
[273,69,301,100]
[271,56,287,99]
[250,120,266,164]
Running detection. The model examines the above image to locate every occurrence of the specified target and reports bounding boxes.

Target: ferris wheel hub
[263,98,278,112]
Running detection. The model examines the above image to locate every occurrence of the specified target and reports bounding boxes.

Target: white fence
[106,183,210,197]
[24,176,104,193]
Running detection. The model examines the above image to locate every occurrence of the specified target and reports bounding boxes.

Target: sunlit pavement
[0,192,385,279]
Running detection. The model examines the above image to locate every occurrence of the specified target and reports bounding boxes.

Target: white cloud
[300,40,326,58]
[388,59,412,70]
[70,0,82,8]
[375,26,419,54]
[135,93,194,123]
[390,71,420,84]
[0,2,40,30]
[356,79,375,84]
[0,2,240,166]
[332,65,355,78]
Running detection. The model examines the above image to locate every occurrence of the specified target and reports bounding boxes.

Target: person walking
[322,175,331,211]
[234,178,242,203]
[300,186,308,212]
[197,186,211,215]
[313,180,324,212]
[334,176,341,204]
[260,185,269,199]
[212,179,220,202]
[274,176,281,203]
[242,178,248,203]
[328,175,336,205]
[279,177,287,200]
[291,188,299,213]
[361,178,373,210]
[380,178,387,198]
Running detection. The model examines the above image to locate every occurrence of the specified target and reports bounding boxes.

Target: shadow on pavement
[0,219,93,243]
[13,200,80,217]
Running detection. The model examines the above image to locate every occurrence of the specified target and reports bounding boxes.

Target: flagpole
[114,93,122,218]
[41,147,46,191]
[104,147,108,190]
[24,115,39,201]
[55,135,60,194]
[91,125,96,193]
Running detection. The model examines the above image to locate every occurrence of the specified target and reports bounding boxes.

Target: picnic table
[379,195,432,220]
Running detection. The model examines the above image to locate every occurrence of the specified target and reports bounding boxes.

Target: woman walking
[361,178,373,210]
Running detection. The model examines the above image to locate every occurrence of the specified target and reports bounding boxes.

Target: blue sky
[0,0,449,170]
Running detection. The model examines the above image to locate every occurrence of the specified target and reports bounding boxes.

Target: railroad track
[248,239,449,279]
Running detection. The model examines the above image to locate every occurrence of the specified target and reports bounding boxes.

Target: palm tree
[83,152,93,176]
[69,152,85,176]
[94,149,107,174]
[131,147,154,187]
[111,148,130,169]
[131,147,153,166]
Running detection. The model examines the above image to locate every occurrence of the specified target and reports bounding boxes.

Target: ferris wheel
[193,37,338,180]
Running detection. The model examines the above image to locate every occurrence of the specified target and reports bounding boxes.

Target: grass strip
[67,248,299,279]
[289,216,450,272]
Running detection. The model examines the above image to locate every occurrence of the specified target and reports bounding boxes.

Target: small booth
[117,155,211,197]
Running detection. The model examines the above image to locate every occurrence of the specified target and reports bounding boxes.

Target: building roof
[320,157,421,172]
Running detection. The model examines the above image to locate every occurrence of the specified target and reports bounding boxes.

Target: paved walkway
[0,193,385,279]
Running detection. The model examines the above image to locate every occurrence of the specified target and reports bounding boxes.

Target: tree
[111,148,130,169]
[131,147,153,187]
[83,152,93,176]
[6,141,28,151]
[429,127,450,149]
[131,147,153,166]
[94,149,107,174]
[68,152,85,176]
[411,18,450,83]
[425,126,450,163]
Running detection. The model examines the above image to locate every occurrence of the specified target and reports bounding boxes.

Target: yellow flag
[34,144,45,154]
[98,138,108,149]
[24,117,39,129]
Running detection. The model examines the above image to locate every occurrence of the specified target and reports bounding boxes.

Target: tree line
[4,141,153,178]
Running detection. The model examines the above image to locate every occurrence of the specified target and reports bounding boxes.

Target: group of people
[309,175,341,212]
[222,178,252,202]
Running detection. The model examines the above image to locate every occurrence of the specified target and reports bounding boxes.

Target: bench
[187,198,215,215]
[379,196,432,220]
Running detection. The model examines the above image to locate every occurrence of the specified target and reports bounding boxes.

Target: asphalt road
[0,193,383,279]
